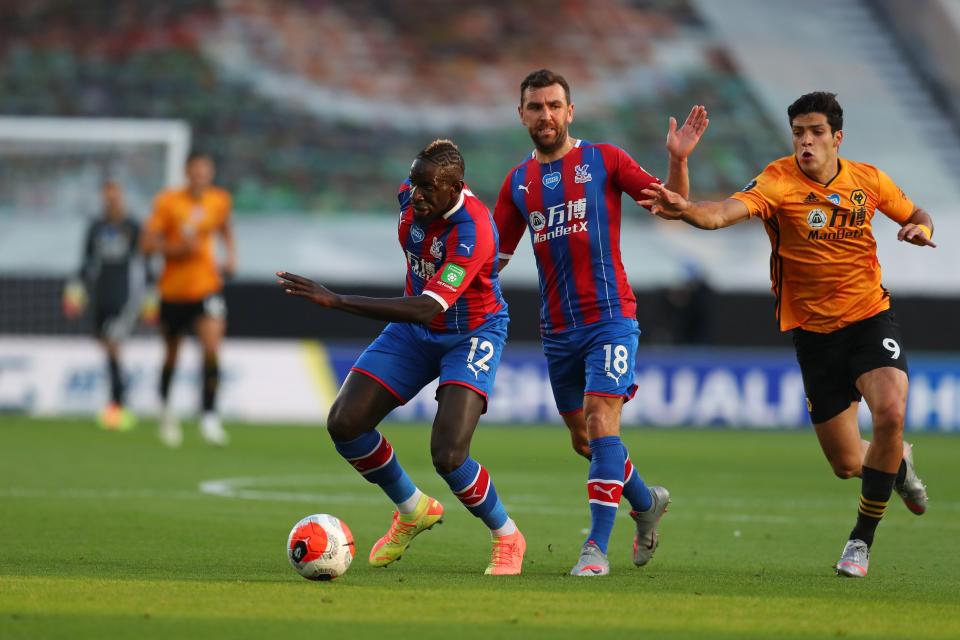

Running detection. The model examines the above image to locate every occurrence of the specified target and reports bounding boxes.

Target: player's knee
[824,446,861,479]
[431,446,467,476]
[584,411,617,438]
[831,461,860,480]
[871,401,905,431]
[326,400,362,442]
[571,438,592,460]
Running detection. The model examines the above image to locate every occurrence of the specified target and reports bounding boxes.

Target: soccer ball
[287,514,355,581]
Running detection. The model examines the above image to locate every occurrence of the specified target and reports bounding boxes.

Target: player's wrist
[322,291,344,309]
[168,241,193,258]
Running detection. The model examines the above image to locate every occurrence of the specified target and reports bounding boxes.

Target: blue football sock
[621,446,653,512]
[586,435,626,553]
[441,457,509,530]
[332,431,416,505]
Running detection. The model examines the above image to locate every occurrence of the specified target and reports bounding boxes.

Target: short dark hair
[416,139,465,183]
[788,92,843,132]
[186,150,213,165]
[520,69,571,107]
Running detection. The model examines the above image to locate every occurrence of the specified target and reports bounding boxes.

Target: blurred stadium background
[1,0,959,431]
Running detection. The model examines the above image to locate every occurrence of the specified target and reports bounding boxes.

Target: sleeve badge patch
[440,263,466,288]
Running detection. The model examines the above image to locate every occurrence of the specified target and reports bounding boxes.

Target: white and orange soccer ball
[287,514,355,581]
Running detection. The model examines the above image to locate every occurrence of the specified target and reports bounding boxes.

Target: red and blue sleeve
[493,171,527,260]
[607,145,661,205]
[422,216,494,311]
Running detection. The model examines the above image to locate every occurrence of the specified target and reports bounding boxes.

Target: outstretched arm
[662,105,709,199]
[897,208,936,248]
[638,183,751,230]
[277,271,444,324]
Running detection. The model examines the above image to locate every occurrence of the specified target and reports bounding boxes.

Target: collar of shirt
[441,190,466,220]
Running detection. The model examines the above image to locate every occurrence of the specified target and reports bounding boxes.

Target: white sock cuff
[396,489,423,514]
[491,518,517,537]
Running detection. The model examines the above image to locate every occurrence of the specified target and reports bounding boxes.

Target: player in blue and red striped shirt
[279,140,525,575]
[494,69,709,576]
[396,175,508,335]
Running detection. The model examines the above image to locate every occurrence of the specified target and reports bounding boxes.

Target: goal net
[0,117,190,334]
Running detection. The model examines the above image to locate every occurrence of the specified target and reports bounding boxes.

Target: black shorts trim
[792,309,908,424]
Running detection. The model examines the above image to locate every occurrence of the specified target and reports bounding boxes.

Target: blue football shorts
[351,316,508,412]
[541,317,640,415]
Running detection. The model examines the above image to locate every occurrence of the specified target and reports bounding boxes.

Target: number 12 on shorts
[467,337,495,373]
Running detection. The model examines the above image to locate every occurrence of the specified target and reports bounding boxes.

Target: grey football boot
[835,539,870,578]
[896,443,928,515]
[570,541,610,576]
[630,486,671,566]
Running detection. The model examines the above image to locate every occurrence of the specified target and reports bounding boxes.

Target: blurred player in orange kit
[640,91,933,578]
[141,152,236,447]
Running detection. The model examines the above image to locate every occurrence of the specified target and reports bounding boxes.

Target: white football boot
[835,539,870,578]
[570,541,610,577]
[630,485,671,567]
[200,411,229,446]
[896,443,928,515]
[158,407,183,448]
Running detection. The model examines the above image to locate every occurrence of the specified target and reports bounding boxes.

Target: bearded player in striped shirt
[279,139,524,575]
[494,69,709,576]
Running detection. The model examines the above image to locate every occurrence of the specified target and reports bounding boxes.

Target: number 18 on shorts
[541,318,641,414]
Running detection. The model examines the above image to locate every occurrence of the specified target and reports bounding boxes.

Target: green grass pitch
[1,416,958,639]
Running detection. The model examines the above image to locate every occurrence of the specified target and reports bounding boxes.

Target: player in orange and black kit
[639,92,934,578]
[142,152,236,447]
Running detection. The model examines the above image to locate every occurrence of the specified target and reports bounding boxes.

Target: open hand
[637,183,689,220]
[221,256,237,280]
[665,105,709,160]
[277,271,339,307]
[140,288,159,325]
[166,234,198,259]
[62,280,87,319]
[897,224,936,248]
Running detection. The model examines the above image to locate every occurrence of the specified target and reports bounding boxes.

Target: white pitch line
[192,476,960,530]
[197,478,385,506]
[0,487,202,500]
[4,476,958,532]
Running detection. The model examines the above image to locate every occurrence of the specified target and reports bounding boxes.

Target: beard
[528,123,568,155]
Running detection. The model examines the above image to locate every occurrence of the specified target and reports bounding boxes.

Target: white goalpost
[0,117,190,186]
[0,116,190,273]
[0,117,191,334]
[0,117,190,219]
